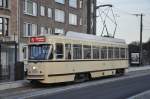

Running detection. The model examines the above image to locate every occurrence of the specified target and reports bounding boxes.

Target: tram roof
[64,31,126,44]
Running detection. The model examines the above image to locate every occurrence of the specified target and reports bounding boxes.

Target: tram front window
[29,44,53,60]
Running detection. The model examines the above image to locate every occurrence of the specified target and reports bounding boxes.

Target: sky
[96,0,150,43]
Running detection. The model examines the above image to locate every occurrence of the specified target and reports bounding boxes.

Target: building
[0,0,18,81]
[87,0,96,35]
[0,0,96,82]
[19,0,88,37]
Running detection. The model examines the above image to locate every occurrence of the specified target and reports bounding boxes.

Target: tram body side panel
[27,60,128,83]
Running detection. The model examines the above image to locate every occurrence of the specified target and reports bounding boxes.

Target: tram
[26,32,128,84]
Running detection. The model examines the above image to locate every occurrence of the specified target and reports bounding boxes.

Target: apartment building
[20,0,88,38]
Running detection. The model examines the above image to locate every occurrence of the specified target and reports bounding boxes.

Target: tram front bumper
[27,66,45,80]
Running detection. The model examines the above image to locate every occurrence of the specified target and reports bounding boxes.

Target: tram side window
[73,44,82,59]
[114,47,119,59]
[93,47,99,59]
[126,48,129,59]
[83,45,91,59]
[108,47,113,59]
[101,47,107,59]
[65,44,72,59]
[56,43,64,59]
[120,48,125,59]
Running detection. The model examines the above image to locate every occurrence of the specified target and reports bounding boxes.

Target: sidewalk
[0,65,150,91]
[128,90,150,99]
[0,80,29,91]
[128,65,150,72]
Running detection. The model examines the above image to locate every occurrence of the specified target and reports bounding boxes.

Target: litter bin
[15,62,24,80]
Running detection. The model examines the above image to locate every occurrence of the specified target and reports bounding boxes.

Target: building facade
[0,0,18,81]
[87,0,96,35]
[19,0,88,37]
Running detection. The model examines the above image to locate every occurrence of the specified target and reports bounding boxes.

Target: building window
[48,8,52,18]
[0,0,8,8]
[40,6,45,16]
[69,0,77,8]
[0,17,9,36]
[40,27,47,35]
[69,13,77,25]
[55,9,65,23]
[48,28,52,34]
[40,27,52,36]
[54,28,64,35]
[79,18,82,25]
[79,0,83,8]
[23,23,37,37]
[24,0,37,16]
[55,0,65,4]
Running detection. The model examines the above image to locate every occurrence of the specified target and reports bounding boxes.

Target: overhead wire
[113,7,150,31]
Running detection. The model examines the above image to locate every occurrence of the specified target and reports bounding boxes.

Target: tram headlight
[32,66,36,70]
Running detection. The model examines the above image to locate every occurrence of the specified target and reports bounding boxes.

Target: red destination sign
[30,37,46,43]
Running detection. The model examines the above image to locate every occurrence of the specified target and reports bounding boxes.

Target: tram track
[0,69,150,99]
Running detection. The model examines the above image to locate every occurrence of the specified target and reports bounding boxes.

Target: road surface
[1,70,150,99]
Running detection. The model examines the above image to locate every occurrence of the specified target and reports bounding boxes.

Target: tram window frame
[93,46,99,59]
[47,44,53,60]
[108,47,113,59]
[73,44,82,59]
[65,44,72,60]
[101,47,107,59]
[120,48,126,59]
[55,43,64,59]
[23,46,28,60]
[114,47,119,59]
[83,45,91,59]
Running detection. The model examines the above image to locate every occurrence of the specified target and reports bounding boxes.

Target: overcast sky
[96,0,150,43]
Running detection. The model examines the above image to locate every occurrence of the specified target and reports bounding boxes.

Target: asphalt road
[1,70,150,99]
[32,74,150,99]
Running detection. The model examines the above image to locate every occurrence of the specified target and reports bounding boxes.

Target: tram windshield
[29,44,53,60]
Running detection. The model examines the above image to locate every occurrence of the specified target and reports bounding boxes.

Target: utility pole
[134,13,143,65]
[140,14,143,65]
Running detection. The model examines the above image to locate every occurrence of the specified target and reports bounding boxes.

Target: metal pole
[140,14,143,65]
[93,0,97,35]
[0,44,1,80]
[87,0,91,34]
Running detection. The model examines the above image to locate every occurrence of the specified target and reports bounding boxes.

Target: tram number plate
[32,69,38,73]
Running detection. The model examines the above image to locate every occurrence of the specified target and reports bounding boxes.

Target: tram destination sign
[30,37,46,43]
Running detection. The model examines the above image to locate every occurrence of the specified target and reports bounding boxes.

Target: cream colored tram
[27,32,128,84]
